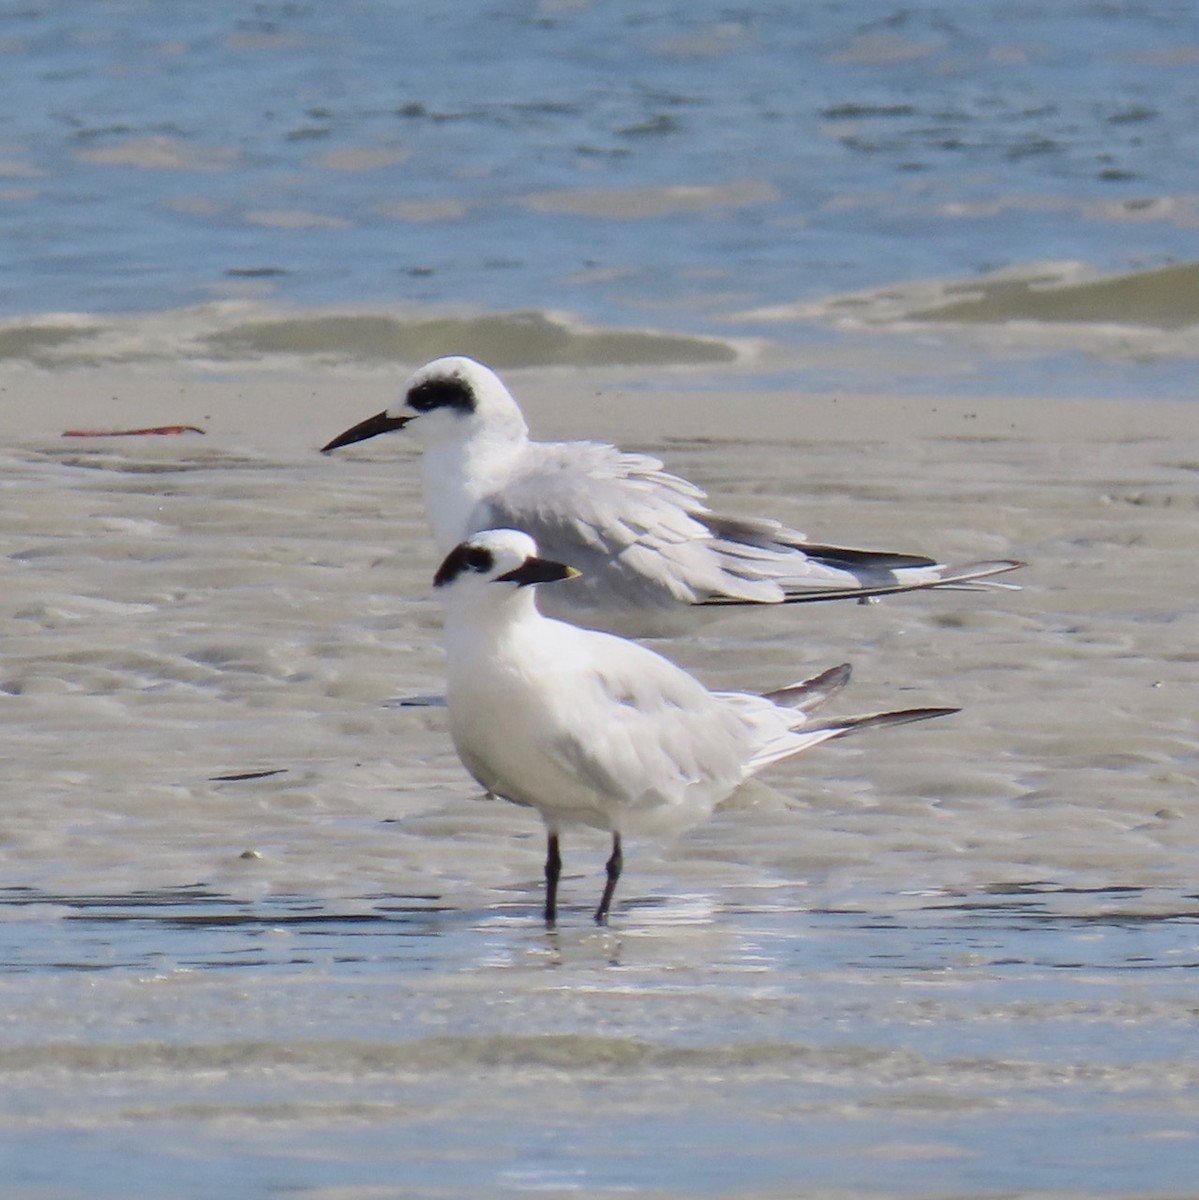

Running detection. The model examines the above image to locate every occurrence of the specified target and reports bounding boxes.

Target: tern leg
[594,832,623,926]
[544,831,562,927]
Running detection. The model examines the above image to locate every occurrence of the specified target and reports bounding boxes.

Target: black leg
[544,831,562,927]
[594,831,623,926]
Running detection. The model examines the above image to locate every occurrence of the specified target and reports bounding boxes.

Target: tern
[322,356,1022,635]
[435,528,957,925]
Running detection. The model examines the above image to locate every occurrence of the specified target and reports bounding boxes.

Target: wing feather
[476,440,787,609]
[469,438,1023,619]
[535,651,752,825]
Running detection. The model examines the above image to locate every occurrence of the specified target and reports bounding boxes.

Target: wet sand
[2,361,1198,1197]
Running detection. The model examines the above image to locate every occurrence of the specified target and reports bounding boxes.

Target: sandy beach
[6,351,1197,904]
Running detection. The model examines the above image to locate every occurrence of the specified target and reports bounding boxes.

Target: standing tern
[435,528,957,926]
[322,355,1022,635]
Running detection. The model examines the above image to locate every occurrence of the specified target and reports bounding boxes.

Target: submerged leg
[544,831,562,927]
[594,832,623,926]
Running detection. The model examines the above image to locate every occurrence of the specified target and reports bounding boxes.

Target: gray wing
[540,650,753,818]
[473,438,1024,620]
[473,440,790,613]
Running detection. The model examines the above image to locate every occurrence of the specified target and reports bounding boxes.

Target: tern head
[433,529,580,604]
[321,356,529,453]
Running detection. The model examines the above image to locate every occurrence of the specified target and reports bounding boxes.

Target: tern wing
[536,642,756,822]
[476,440,791,611]
[476,439,1024,618]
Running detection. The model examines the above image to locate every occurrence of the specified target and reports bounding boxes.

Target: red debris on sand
[62,425,206,438]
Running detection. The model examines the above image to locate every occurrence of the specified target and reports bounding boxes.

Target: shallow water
[4,0,1199,415]
[3,0,1199,351]
[2,376,1197,1196]
[3,886,1199,1198]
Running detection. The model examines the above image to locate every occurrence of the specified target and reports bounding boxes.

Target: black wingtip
[320,410,409,453]
[844,706,962,732]
[761,662,852,706]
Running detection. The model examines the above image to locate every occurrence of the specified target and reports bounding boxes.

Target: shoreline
[6,360,1198,452]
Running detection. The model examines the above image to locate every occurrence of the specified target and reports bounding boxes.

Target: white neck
[421,430,527,553]
[442,586,541,664]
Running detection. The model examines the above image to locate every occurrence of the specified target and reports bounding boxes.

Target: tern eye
[406,378,475,414]
[465,547,493,573]
[433,542,495,587]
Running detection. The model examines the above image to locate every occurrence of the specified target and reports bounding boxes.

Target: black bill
[321,410,410,453]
